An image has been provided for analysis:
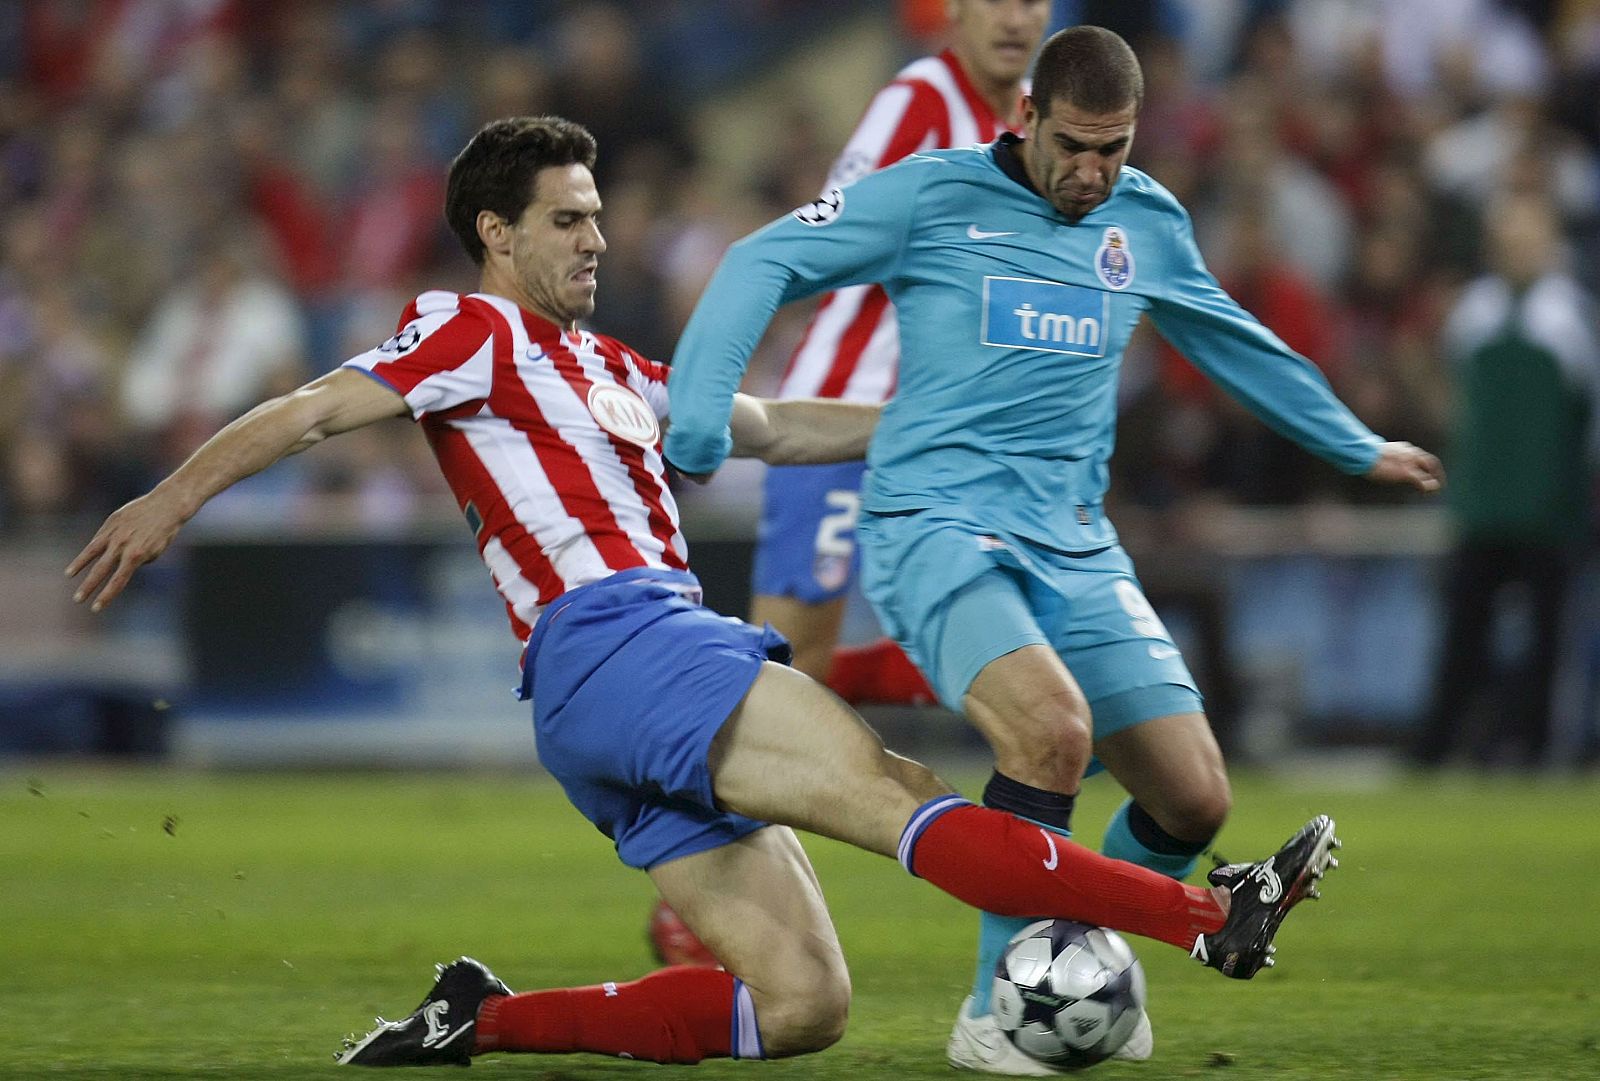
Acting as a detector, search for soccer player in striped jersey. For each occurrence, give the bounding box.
[753,0,1051,702]
[69,115,1337,1071]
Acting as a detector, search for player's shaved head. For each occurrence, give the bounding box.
[1031,25,1144,117]
[447,116,598,265]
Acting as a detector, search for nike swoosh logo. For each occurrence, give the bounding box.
[1148,644,1179,659]
[967,224,1018,240]
[1040,828,1059,870]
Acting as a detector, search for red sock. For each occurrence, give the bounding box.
[827,638,938,705]
[905,800,1225,951]
[474,966,747,1063]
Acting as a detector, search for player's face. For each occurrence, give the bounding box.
[511,163,606,326]
[1021,96,1137,221]
[948,0,1051,87]
[1488,194,1557,287]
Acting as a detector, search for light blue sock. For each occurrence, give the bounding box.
[967,822,1070,1015]
[970,911,1037,1014]
[970,802,1206,1015]
[1101,797,1201,880]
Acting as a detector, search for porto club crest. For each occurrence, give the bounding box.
[1094,226,1135,291]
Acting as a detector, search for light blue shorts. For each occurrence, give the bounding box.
[858,509,1202,741]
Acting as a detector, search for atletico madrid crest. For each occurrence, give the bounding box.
[812,554,850,593]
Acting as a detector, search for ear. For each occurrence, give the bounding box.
[476,210,513,260]
[1021,94,1040,131]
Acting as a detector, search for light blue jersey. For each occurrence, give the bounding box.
[666,138,1383,551]
[668,136,1381,1014]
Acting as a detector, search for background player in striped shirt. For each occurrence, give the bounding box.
[754,0,1052,703]
[644,0,1052,975]
[67,115,1334,1070]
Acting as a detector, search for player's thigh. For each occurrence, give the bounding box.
[748,592,846,682]
[861,517,1051,710]
[708,661,952,858]
[1041,543,1215,792]
[648,825,849,1053]
[1094,711,1231,840]
[857,510,1010,704]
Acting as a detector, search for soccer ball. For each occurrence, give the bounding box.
[992,919,1146,1069]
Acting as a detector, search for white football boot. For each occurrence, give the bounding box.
[946,995,1153,1073]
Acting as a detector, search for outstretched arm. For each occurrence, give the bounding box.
[727,393,880,465]
[67,368,407,611]
[1143,194,1438,484]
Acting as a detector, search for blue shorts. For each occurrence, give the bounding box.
[858,509,1202,741]
[520,568,791,870]
[751,461,869,603]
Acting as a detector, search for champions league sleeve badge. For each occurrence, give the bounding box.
[378,325,422,354]
[793,187,844,227]
[1094,226,1135,290]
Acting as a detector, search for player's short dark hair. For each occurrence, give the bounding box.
[445,116,598,265]
[1031,26,1144,117]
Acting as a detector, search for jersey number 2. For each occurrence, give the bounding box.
[814,489,862,558]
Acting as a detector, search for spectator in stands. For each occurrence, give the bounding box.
[121,228,307,471]
[472,45,553,128]
[1412,187,1600,769]
[546,2,694,191]
[340,102,447,294]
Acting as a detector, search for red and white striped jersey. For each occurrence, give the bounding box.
[344,290,688,642]
[777,48,1027,404]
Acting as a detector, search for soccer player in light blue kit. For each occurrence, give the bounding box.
[666,27,1442,1074]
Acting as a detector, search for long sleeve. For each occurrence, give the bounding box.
[1147,202,1383,475]
[664,161,927,474]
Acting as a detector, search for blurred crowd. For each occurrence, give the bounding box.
[0,0,846,533]
[1,0,1598,539]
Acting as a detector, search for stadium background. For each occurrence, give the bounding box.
[0,0,1597,771]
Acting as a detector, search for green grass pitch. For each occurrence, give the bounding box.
[4,764,1598,1080]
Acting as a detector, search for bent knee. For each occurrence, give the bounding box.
[995,701,1093,785]
[1158,780,1233,842]
[754,960,851,1057]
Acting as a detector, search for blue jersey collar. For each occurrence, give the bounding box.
[991,133,1041,199]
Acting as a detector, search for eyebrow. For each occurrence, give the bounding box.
[1055,133,1130,153]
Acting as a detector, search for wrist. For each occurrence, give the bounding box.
[152,477,206,524]
[663,426,732,475]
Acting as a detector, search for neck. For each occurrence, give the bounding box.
[982,81,1025,126]
[479,265,571,330]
